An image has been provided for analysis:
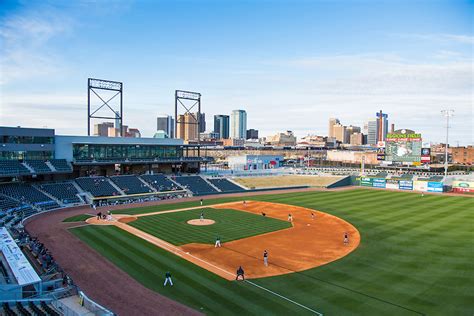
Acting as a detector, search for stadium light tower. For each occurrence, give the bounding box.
[441,109,454,181]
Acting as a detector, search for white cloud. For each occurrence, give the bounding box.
[0,7,72,84]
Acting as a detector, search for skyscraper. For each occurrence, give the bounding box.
[367,118,377,145]
[376,110,389,142]
[213,115,230,139]
[156,115,175,138]
[176,113,198,141]
[328,118,340,138]
[198,112,206,133]
[333,124,347,143]
[231,110,247,139]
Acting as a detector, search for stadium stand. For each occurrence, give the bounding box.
[140,174,182,192]
[24,160,52,173]
[208,178,245,193]
[38,183,82,204]
[110,175,154,195]
[0,160,30,176]
[174,176,218,195]
[75,177,121,197]
[48,159,72,172]
[0,184,59,211]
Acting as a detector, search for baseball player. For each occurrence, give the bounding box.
[106,210,112,221]
[311,212,315,220]
[200,198,203,206]
[263,250,268,266]
[215,235,221,248]
[288,213,293,222]
[200,211,204,222]
[343,232,349,245]
[164,271,173,286]
[236,266,245,280]
[243,200,246,206]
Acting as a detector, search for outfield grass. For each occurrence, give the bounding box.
[128,207,292,245]
[71,189,474,315]
[62,214,93,222]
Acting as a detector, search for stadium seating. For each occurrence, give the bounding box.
[110,175,154,195]
[75,177,121,197]
[174,176,218,195]
[208,178,245,193]
[140,174,183,192]
[0,160,30,176]
[48,159,72,172]
[38,183,82,204]
[0,184,59,211]
[24,160,52,173]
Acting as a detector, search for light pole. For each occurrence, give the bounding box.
[441,109,454,181]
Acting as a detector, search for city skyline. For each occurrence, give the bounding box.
[0,0,472,145]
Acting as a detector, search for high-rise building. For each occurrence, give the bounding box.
[350,132,364,145]
[94,122,114,137]
[176,113,198,141]
[376,110,389,142]
[345,125,361,144]
[198,112,206,133]
[328,118,340,138]
[246,129,259,140]
[231,110,247,139]
[333,124,347,143]
[213,115,230,139]
[367,118,377,145]
[156,115,175,138]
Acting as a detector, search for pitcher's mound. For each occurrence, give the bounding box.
[187,219,215,226]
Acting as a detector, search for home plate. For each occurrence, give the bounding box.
[307,224,310,226]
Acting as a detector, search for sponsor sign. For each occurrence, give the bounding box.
[377,148,386,161]
[372,178,386,188]
[386,179,399,189]
[421,148,431,163]
[386,133,422,141]
[413,180,428,192]
[427,182,443,193]
[360,177,373,187]
[452,181,474,193]
[385,133,422,163]
[399,180,414,190]
[0,227,41,286]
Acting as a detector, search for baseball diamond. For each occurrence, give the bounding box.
[25,188,474,315]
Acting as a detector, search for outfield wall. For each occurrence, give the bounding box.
[358,177,444,193]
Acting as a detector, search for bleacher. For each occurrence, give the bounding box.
[75,177,121,197]
[110,175,153,195]
[174,176,218,195]
[24,160,52,173]
[0,160,30,176]
[39,183,82,204]
[49,159,72,172]
[208,178,245,193]
[0,184,59,211]
[140,174,182,192]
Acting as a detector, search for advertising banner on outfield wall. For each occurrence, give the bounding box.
[399,180,414,190]
[452,181,474,193]
[413,181,428,192]
[386,179,399,189]
[372,178,386,188]
[427,182,443,192]
[360,177,373,187]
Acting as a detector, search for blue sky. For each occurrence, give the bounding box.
[0,0,472,144]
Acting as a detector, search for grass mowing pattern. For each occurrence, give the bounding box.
[62,214,93,222]
[71,189,474,315]
[128,207,292,245]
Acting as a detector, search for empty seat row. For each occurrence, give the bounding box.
[0,184,59,210]
[207,178,245,193]
[49,159,72,172]
[140,174,182,192]
[0,160,30,175]
[110,175,153,194]
[174,176,218,195]
[24,160,52,173]
[38,183,81,204]
[75,177,121,197]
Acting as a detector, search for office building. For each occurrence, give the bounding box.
[333,124,347,143]
[198,112,206,133]
[94,122,114,137]
[328,118,340,138]
[376,110,389,142]
[367,118,377,145]
[176,113,198,142]
[350,132,364,145]
[265,131,297,146]
[213,115,230,139]
[156,115,175,138]
[231,110,247,139]
[246,129,259,140]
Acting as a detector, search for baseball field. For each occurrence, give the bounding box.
[69,189,474,315]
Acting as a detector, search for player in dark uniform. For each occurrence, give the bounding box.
[236,266,245,280]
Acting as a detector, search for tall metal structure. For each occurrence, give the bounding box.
[441,109,454,181]
[87,78,123,136]
[174,90,201,142]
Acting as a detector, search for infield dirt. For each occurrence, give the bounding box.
[87,201,360,280]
